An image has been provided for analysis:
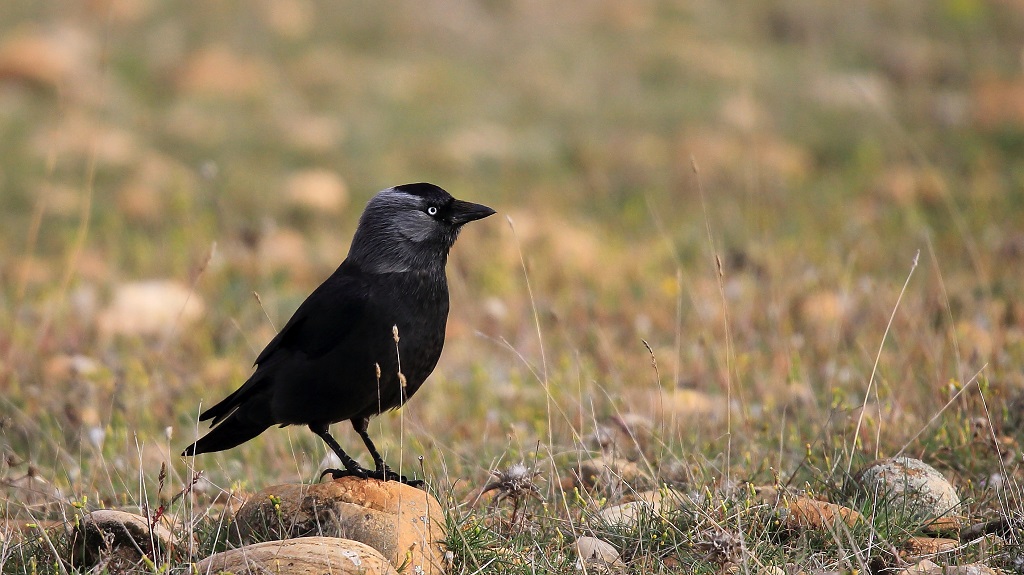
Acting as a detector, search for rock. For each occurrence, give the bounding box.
[585,414,655,460]
[43,354,101,382]
[646,388,726,423]
[900,559,1001,575]
[873,165,946,207]
[752,485,780,504]
[798,289,853,329]
[31,115,138,168]
[574,456,651,493]
[721,562,743,575]
[115,154,196,224]
[280,113,344,154]
[195,536,398,575]
[260,0,314,40]
[779,497,861,530]
[901,536,958,558]
[661,554,683,570]
[902,559,942,575]
[598,500,651,528]
[597,488,686,528]
[624,487,685,507]
[854,457,962,528]
[234,478,445,574]
[719,91,764,132]
[680,130,809,185]
[69,509,179,572]
[921,515,963,536]
[972,76,1024,130]
[97,280,205,338]
[0,25,94,89]
[256,225,314,281]
[574,536,625,572]
[952,565,1002,575]
[284,168,348,214]
[442,123,513,165]
[176,44,271,99]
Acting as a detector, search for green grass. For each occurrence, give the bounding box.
[2,0,1024,573]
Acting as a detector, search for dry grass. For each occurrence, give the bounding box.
[2,0,1024,573]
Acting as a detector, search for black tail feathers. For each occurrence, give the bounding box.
[181,410,270,457]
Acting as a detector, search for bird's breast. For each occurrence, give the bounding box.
[379,271,448,370]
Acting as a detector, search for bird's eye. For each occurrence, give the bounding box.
[426,206,439,216]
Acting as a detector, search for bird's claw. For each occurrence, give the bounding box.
[320,466,368,481]
[373,468,425,488]
[319,466,424,488]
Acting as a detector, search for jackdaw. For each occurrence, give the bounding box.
[182,183,495,486]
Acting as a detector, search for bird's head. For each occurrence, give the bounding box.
[348,183,496,273]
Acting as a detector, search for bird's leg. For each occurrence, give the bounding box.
[352,417,390,473]
[310,423,369,480]
[351,418,424,488]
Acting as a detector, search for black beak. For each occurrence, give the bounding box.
[450,199,496,225]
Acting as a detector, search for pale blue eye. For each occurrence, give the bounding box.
[427,206,439,216]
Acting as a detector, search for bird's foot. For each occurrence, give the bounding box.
[319,466,424,488]
[319,466,368,481]
[367,467,425,488]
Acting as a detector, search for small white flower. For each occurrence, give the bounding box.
[88,426,105,449]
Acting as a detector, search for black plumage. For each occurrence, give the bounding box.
[182,183,495,485]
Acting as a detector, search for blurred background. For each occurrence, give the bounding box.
[1,0,1023,505]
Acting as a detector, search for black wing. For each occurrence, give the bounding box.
[198,262,369,423]
[253,273,369,365]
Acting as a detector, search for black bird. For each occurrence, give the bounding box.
[182,183,495,486]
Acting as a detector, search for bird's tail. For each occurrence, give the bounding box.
[181,407,271,456]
